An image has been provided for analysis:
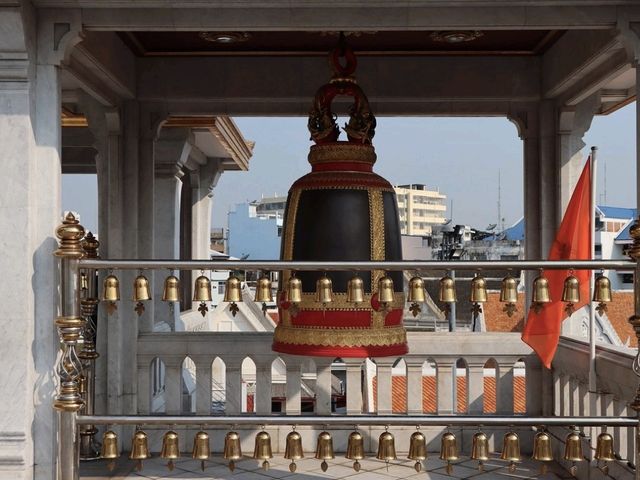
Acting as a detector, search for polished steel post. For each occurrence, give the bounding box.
[79,232,101,460]
[54,213,86,480]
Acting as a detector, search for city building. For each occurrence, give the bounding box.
[395,184,448,235]
[227,202,282,260]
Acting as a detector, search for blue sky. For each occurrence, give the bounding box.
[62,102,636,235]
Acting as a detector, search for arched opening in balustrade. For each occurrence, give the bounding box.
[211,357,226,414]
[331,357,345,413]
[365,358,377,413]
[456,358,469,413]
[483,358,498,414]
[271,356,286,413]
[241,356,257,413]
[422,358,437,413]
[181,356,196,413]
[392,358,407,414]
[302,358,316,413]
[514,357,526,414]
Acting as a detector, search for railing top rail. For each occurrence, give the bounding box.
[77,415,638,427]
[78,259,634,272]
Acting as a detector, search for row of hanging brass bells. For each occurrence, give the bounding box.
[285,274,400,306]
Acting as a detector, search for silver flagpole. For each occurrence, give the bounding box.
[589,146,598,392]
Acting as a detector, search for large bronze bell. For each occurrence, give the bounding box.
[223,275,242,303]
[440,431,458,474]
[347,275,365,304]
[500,275,518,303]
[564,429,584,476]
[593,275,612,303]
[223,431,242,471]
[286,275,302,304]
[408,430,427,472]
[102,275,120,302]
[408,277,426,303]
[100,430,119,472]
[315,431,334,472]
[284,430,304,472]
[162,275,180,302]
[255,275,273,303]
[160,430,180,471]
[346,431,365,471]
[595,431,615,474]
[471,431,489,470]
[253,431,273,471]
[532,429,553,474]
[273,40,407,358]
[501,431,520,472]
[192,431,210,471]
[439,276,457,303]
[129,429,150,471]
[133,274,151,301]
[562,275,580,304]
[470,275,487,303]
[376,430,397,464]
[193,275,212,302]
[377,275,395,305]
[316,274,334,304]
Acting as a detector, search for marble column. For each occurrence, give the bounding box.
[314,358,333,415]
[344,359,363,415]
[496,361,515,415]
[374,358,395,415]
[436,360,455,414]
[405,360,424,415]
[467,362,485,415]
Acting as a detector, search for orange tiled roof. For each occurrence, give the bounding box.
[604,292,636,347]
[483,292,525,332]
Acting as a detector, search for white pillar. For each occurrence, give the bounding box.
[496,361,515,415]
[224,358,243,415]
[436,360,455,414]
[405,360,424,415]
[467,362,485,415]
[192,356,212,415]
[285,358,302,415]
[374,358,395,415]
[254,359,273,415]
[344,359,363,415]
[314,358,333,415]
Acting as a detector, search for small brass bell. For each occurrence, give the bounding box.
[347,275,365,304]
[439,276,457,303]
[224,275,242,303]
[253,430,273,471]
[346,431,365,471]
[315,431,334,472]
[500,275,518,303]
[562,275,580,303]
[284,430,304,473]
[564,429,584,477]
[316,274,333,305]
[255,275,273,303]
[440,431,458,474]
[160,430,180,471]
[287,275,302,304]
[471,431,489,471]
[133,274,151,301]
[223,431,242,471]
[192,431,210,472]
[102,274,119,314]
[408,430,427,472]
[501,431,520,472]
[162,275,180,303]
[193,275,212,302]
[100,430,119,472]
[593,275,612,302]
[531,274,551,313]
[129,429,150,471]
[408,276,426,303]
[376,430,397,468]
[377,275,395,305]
[595,431,615,474]
[532,429,553,474]
[470,275,487,303]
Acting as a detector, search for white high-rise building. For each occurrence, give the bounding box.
[394,184,447,235]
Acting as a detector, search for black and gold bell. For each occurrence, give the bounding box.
[595,431,615,474]
[102,275,120,302]
[255,275,273,303]
[316,274,333,304]
[376,430,397,465]
[440,431,458,475]
[162,275,180,303]
[501,431,520,472]
[471,431,489,471]
[562,275,580,304]
[129,429,150,471]
[593,275,612,303]
[500,275,518,303]
[564,429,583,476]
[347,275,365,304]
[100,430,119,472]
[408,430,427,472]
[223,431,242,471]
[408,277,426,303]
[253,431,273,471]
[286,275,302,304]
[315,431,334,472]
[346,431,365,471]
[284,430,304,472]
[439,276,457,303]
[192,431,210,471]
[377,275,395,305]
[470,275,487,303]
[160,430,179,471]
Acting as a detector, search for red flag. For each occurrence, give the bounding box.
[522,158,591,368]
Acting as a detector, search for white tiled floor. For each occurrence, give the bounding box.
[81,454,576,479]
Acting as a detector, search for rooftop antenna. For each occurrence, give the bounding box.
[603,157,607,205]
[497,170,504,232]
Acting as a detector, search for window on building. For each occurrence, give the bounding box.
[218,281,226,294]
[622,273,634,284]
